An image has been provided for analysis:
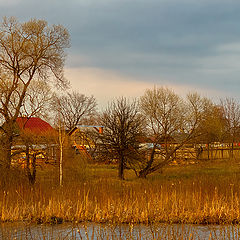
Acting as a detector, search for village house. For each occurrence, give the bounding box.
[11,117,58,167]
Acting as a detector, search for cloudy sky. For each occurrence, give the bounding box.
[1,0,240,108]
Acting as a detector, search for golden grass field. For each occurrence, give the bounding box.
[1,157,240,226]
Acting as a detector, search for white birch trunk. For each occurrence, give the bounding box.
[59,121,64,186]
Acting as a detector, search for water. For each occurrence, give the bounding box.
[1,222,240,239]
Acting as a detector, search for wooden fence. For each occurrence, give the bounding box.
[152,146,240,163]
[175,146,240,161]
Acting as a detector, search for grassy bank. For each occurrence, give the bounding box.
[1,158,240,225]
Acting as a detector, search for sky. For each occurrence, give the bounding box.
[1,0,240,108]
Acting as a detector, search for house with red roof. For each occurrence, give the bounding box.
[12,117,58,168]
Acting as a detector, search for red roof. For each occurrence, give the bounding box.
[16,117,54,135]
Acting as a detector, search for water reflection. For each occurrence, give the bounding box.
[1,222,240,239]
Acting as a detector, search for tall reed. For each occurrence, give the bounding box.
[1,166,240,225]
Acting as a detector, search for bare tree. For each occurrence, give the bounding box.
[0,17,70,168]
[221,98,240,157]
[138,88,207,178]
[51,90,97,186]
[52,91,97,130]
[99,97,144,180]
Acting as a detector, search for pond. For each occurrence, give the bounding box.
[1,222,240,239]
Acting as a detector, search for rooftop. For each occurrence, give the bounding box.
[16,117,55,135]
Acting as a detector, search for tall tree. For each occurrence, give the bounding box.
[52,90,97,185]
[221,98,240,157]
[138,88,206,178]
[0,17,70,168]
[99,97,144,180]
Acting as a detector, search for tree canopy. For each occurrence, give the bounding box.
[0,17,70,168]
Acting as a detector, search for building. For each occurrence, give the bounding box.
[12,117,57,167]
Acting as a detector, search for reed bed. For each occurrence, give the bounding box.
[1,161,240,225]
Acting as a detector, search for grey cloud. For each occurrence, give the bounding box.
[1,0,240,97]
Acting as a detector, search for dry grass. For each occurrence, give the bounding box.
[1,158,240,225]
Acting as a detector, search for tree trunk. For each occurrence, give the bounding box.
[59,143,63,186]
[58,121,64,187]
[138,146,156,178]
[1,121,15,169]
[30,154,37,185]
[138,169,148,178]
[207,144,210,160]
[118,154,124,180]
[26,145,31,182]
[2,136,13,169]
[26,145,36,185]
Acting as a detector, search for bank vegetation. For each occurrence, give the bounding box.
[1,158,240,225]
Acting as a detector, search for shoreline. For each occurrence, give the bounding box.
[1,160,240,226]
